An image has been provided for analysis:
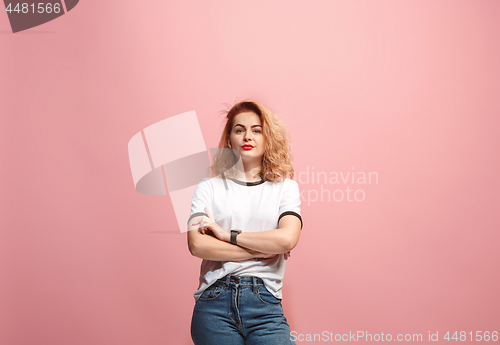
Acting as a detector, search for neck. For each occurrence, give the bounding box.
[234,163,263,182]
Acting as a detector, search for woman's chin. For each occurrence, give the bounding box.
[240,155,264,163]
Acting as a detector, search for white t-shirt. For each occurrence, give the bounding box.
[188,175,303,301]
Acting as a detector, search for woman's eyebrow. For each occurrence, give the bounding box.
[234,124,262,128]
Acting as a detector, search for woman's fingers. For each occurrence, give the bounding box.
[192,212,216,236]
[190,208,213,228]
[204,207,215,222]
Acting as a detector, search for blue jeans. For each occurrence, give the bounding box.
[191,275,296,345]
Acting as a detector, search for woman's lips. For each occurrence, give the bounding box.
[242,145,253,150]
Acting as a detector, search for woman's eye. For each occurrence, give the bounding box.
[235,129,261,133]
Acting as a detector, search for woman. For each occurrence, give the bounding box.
[187,100,303,345]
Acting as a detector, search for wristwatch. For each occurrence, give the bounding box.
[230,229,242,245]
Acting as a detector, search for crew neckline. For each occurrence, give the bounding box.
[228,177,266,186]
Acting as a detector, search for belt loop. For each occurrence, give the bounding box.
[252,277,258,293]
[225,275,230,289]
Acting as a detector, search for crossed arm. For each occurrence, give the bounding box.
[187,212,301,261]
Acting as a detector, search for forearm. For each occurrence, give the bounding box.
[188,230,261,261]
[235,228,294,254]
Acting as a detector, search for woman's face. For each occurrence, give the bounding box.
[228,111,266,164]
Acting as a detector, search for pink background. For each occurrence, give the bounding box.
[1,0,499,344]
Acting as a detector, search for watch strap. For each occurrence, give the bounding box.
[230,229,242,245]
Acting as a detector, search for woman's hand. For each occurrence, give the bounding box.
[191,207,230,243]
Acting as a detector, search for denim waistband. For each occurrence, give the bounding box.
[215,275,266,288]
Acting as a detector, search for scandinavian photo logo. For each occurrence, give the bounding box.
[298,166,379,206]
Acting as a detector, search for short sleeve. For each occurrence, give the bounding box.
[278,179,303,230]
[187,178,213,226]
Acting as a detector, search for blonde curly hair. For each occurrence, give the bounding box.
[208,100,295,182]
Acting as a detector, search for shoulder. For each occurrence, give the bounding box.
[282,177,299,191]
[192,177,215,195]
[264,177,299,194]
[194,177,211,188]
